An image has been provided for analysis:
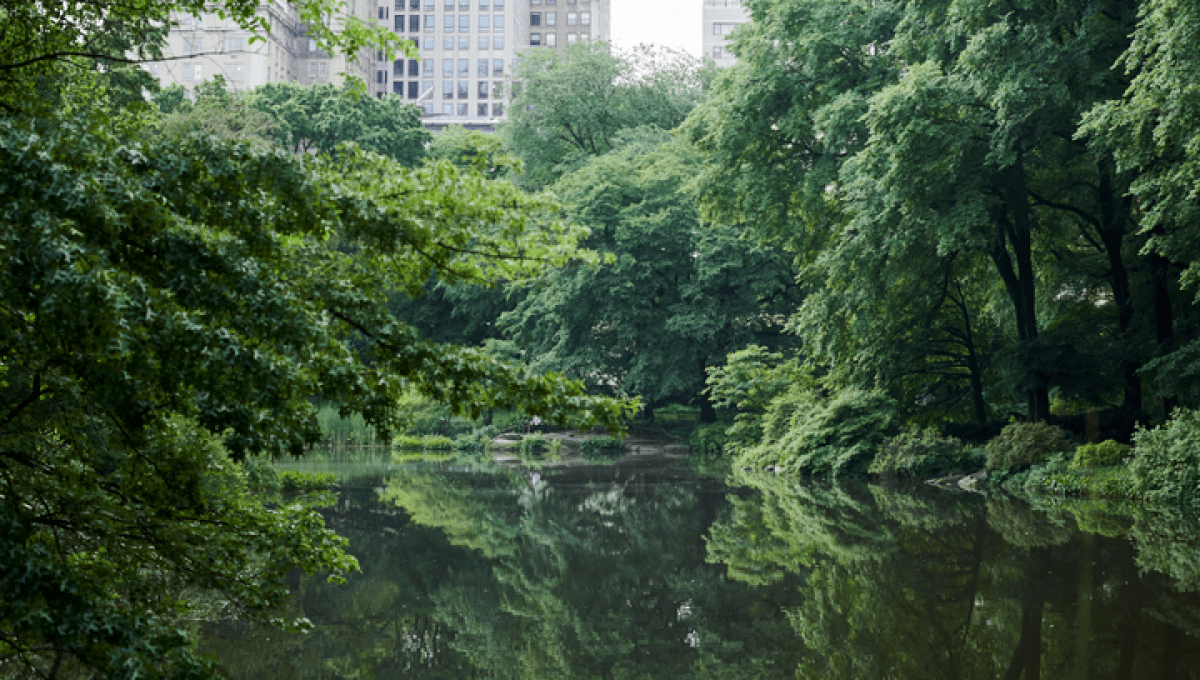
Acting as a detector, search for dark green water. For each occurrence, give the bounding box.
[201,456,1200,678]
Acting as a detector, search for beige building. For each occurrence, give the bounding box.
[144,1,376,96]
[702,0,747,65]
[373,0,610,127]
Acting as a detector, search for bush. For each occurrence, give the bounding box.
[241,455,280,493]
[580,436,624,459]
[689,422,733,456]
[1129,408,1200,506]
[736,388,899,476]
[453,426,499,452]
[869,429,980,479]
[519,433,559,457]
[392,434,456,450]
[984,422,1072,473]
[1070,440,1132,469]
[279,470,339,492]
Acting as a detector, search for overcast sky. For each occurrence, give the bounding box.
[609,0,703,57]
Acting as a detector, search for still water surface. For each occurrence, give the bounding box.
[201,454,1200,678]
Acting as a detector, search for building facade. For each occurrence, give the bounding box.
[374,0,610,127]
[701,0,747,65]
[143,1,610,129]
[145,1,375,96]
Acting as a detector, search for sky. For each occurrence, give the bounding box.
[609,0,702,57]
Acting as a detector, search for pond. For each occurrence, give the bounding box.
[199,452,1200,678]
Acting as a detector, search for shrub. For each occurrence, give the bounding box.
[689,422,732,456]
[453,426,499,452]
[241,455,280,492]
[1070,440,1132,469]
[737,388,899,476]
[869,429,979,479]
[392,434,456,450]
[580,436,624,458]
[279,470,339,492]
[984,422,1072,473]
[519,433,549,456]
[1129,408,1200,506]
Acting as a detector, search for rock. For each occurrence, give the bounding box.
[957,470,988,492]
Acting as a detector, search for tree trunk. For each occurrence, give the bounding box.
[1097,171,1141,412]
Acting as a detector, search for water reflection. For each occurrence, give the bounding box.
[199,460,1200,678]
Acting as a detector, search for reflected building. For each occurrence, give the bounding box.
[702,0,748,65]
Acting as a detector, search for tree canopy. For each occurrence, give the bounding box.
[0,3,632,676]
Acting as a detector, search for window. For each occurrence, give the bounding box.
[712,46,724,59]
[530,33,540,45]
[479,14,489,30]
[377,50,386,62]
[713,22,737,35]
[394,81,404,94]
[492,103,503,116]
[443,36,454,49]
[183,36,202,53]
[423,59,433,76]
[308,62,318,78]
[408,81,419,98]
[178,14,196,29]
[424,0,434,8]
[458,15,469,31]
[423,81,433,97]
[547,12,556,25]
[531,0,540,4]
[478,103,488,116]
[493,80,502,97]
[409,59,419,76]
[409,15,420,30]
[475,59,486,76]
[459,0,469,8]
[567,12,576,25]
[457,81,468,98]
[181,62,195,80]
[530,13,540,26]
[376,69,386,84]
[581,11,589,24]
[147,64,161,78]
[494,14,504,31]
[457,103,468,116]
[443,0,453,8]
[224,37,243,52]
[443,103,453,115]
[442,58,453,77]
[492,58,503,75]
[309,37,317,51]
[378,7,388,19]
[424,102,434,114]
[459,36,469,49]
[443,81,454,99]
[479,0,489,9]
[444,15,454,31]
[494,0,504,8]
[546,32,556,46]
[423,36,434,48]
[567,0,575,4]
[394,59,405,77]
[319,62,327,78]
[395,15,404,30]
[424,15,435,31]
[566,32,577,43]
[479,36,490,49]
[546,0,555,4]
[458,58,469,76]
[494,36,504,49]
[477,80,489,97]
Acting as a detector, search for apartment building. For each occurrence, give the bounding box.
[144,1,375,96]
[702,0,747,65]
[374,0,610,127]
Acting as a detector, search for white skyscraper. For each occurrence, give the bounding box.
[702,0,747,65]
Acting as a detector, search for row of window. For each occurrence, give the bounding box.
[376,77,503,100]
[530,32,582,46]
[712,22,741,35]
[411,102,504,118]
[381,58,505,78]
[530,12,590,26]
[386,0,587,10]
[172,62,257,81]
[182,36,248,53]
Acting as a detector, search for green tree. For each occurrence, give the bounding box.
[153,77,280,144]
[501,41,712,187]
[501,132,797,420]
[247,79,431,165]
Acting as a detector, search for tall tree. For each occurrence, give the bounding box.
[501,41,713,187]
[501,132,797,420]
[247,80,430,166]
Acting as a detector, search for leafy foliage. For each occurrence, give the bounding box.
[984,422,1073,473]
[580,436,624,458]
[737,389,900,476]
[1129,408,1200,506]
[279,470,340,492]
[869,430,981,480]
[1070,440,1133,469]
